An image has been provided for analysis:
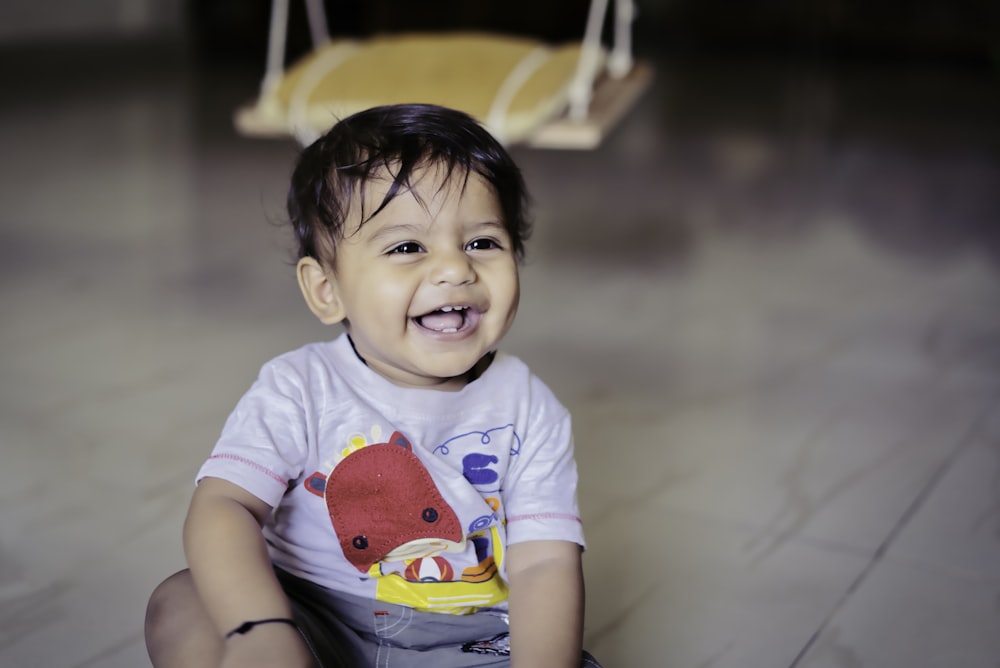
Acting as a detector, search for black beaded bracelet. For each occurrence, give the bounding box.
[225,617,298,639]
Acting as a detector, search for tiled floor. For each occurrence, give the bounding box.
[2,39,1000,668]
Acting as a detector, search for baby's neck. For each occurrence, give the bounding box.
[346,335,495,391]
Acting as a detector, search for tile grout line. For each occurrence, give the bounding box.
[786,390,1000,668]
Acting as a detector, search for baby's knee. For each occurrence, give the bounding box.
[145,569,227,666]
[147,571,194,623]
[145,570,199,655]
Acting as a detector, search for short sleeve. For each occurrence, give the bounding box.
[502,380,585,548]
[197,357,315,508]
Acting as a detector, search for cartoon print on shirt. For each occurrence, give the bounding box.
[371,524,508,614]
[432,424,520,533]
[303,424,522,614]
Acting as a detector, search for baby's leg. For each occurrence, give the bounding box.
[145,570,224,668]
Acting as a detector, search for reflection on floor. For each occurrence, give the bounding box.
[1,41,999,668]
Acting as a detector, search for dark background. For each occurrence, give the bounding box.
[187,0,1000,69]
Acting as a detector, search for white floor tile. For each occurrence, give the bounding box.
[583,502,869,668]
[796,558,1000,668]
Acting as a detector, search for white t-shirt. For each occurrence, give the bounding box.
[198,333,584,615]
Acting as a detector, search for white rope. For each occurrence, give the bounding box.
[303,0,331,47]
[260,0,290,98]
[485,46,552,143]
[568,0,609,120]
[608,0,635,78]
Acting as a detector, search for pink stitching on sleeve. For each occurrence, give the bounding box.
[507,512,582,524]
[207,453,288,486]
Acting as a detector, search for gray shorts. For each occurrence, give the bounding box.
[276,568,602,668]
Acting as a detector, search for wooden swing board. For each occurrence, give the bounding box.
[526,60,653,150]
[233,33,589,145]
[233,47,653,150]
[235,102,298,139]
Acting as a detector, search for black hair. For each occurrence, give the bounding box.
[287,104,532,266]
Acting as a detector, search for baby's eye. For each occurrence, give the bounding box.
[388,242,424,255]
[466,238,502,251]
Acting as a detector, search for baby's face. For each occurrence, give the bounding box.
[330,164,519,390]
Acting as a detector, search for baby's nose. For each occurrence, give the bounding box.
[430,249,475,285]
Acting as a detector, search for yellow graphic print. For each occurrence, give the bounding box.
[371,525,508,614]
[342,425,383,460]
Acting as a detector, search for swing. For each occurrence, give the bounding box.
[233,0,652,148]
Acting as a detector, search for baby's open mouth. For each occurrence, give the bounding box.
[414,305,477,333]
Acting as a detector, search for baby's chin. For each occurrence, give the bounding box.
[418,347,497,377]
[393,356,494,390]
[370,364,472,391]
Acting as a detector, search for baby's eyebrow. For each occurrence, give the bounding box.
[468,220,507,233]
[367,220,506,241]
[366,222,424,242]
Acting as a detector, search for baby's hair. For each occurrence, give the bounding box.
[287,104,532,267]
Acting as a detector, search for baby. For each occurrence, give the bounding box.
[145,103,600,668]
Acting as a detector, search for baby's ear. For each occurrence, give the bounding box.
[297,257,346,325]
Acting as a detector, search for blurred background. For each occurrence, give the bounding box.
[1,1,999,667]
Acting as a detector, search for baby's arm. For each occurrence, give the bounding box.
[506,540,585,668]
[184,477,313,668]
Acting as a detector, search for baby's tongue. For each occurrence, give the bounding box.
[419,310,463,331]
